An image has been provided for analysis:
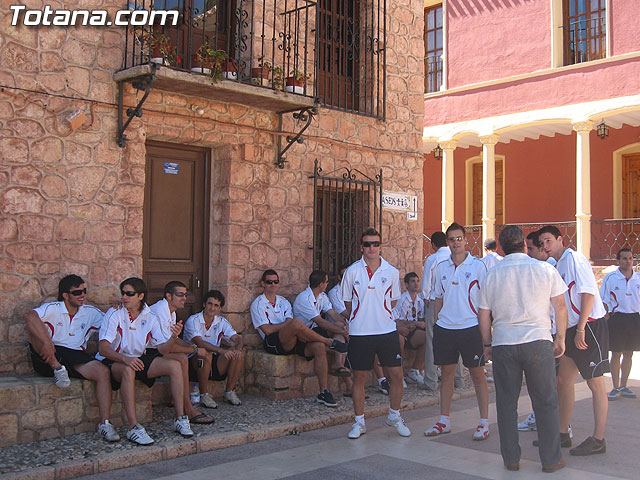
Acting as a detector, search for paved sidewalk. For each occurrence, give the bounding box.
[0,379,483,480]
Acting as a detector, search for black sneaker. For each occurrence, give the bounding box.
[329,339,348,353]
[317,389,337,407]
[533,432,572,448]
[570,436,606,456]
[378,379,390,395]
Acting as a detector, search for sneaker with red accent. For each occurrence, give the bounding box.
[473,423,490,441]
[424,422,451,436]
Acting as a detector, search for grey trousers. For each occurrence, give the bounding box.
[423,301,464,390]
[492,340,562,467]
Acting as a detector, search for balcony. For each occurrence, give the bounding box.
[563,15,606,66]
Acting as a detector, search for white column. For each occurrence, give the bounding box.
[573,121,593,259]
[479,134,499,252]
[440,140,458,232]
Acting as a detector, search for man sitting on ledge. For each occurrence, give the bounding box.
[250,269,348,407]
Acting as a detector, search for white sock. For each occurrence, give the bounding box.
[439,415,451,426]
[410,368,419,374]
[479,418,489,427]
[378,377,386,385]
[355,414,365,426]
[388,408,400,419]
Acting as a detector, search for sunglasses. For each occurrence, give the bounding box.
[68,288,87,296]
[362,241,381,247]
[173,292,188,297]
[121,290,138,297]
[264,280,279,285]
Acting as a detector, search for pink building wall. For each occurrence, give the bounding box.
[610,0,640,56]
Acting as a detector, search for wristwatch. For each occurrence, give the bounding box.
[483,344,492,347]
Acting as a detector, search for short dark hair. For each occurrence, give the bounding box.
[538,225,562,239]
[261,269,279,282]
[120,277,147,312]
[617,248,632,260]
[309,270,328,289]
[361,227,381,243]
[431,231,447,248]
[526,230,541,248]
[484,238,497,251]
[58,274,85,301]
[404,272,419,284]
[499,226,525,255]
[445,222,465,238]
[203,289,225,308]
[164,280,186,299]
[338,262,351,274]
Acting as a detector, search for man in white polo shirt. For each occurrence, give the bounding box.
[26,274,119,442]
[539,225,609,456]
[482,238,503,270]
[394,272,427,385]
[425,222,490,441]
[478,226,568,473]
[341,227,409,439]
[251,269,348,408]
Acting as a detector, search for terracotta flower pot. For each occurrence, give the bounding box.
[285,76,304,94]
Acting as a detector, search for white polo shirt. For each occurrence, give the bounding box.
[96,305,164,359]
[421,246,451,300]
[482,251,503,270]
[250,294,293,339]
[556,248,607,328]
[184,312,237,347]
[293,286,333,328]
[393,291,425,322]
[600,268,640,314]
[148,298,176,348]
[327,283,346,315]
[33,302,103,351]
[340,256,401,336]
[433,252,487,330]
[478,253,567,346]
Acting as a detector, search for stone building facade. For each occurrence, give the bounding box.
[0,0,425,384]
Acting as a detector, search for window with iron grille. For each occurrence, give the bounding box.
[424,4,443,93]
[316,0,387,119]
[563,0,606,65]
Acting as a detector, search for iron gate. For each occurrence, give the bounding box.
[311,159,383,282]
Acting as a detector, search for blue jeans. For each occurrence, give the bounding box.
[492,340,562,467]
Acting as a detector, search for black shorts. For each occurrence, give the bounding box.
[564,317,610,379]
[433,324,485,368]
[608,312,640,352]
[263,332,313,360]
[101,349,162,390]
[346,331,402,371]
[189,353,228,382]
[312,326,330,338]
[29,343,95,379]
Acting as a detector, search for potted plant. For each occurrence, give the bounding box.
[251,58,272,86]
[223,59,239,80]
[146,31,177,66]
[285,68,310,94]
[193,39,228,82]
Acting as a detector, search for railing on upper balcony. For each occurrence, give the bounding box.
[424,54,442,93]
[591,218,640,261]
[563,15,606,66]
[123,0,317,97]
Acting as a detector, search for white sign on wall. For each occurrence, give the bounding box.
[382,191,418,221]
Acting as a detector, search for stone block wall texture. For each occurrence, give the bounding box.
[0,0,425,374]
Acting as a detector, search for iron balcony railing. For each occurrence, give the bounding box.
[563,15,606,65]
[122,0,387,118]
[591,218,640,261]
[424,54,442,93]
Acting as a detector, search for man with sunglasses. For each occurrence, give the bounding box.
[251,269,348,407]
[26,274,120,442]
[341,228,410,439]
[148,281,214,425]
[425,222,490,441]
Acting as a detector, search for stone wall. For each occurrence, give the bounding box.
[0,0,425,372]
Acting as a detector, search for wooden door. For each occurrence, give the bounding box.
[622,154,640,255]
[472,160,503,225]
[144,142,209,321]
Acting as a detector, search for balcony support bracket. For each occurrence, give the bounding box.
[275,99,320,169]
[116,70,156,148]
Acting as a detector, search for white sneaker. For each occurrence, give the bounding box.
[348,422,366,439]
[402,378,408,388]
[126,424,154,445]
[424,422,451,436]
[174,415,194,437]
[54,365,71,388]
[200,393,218,409]
[98,420,120,442]
[472,423,490,441]
[223,390,242,406]
[386,416,411,437]
[568,424,573,439]
[405,369,424,384]
[517,412,536,431]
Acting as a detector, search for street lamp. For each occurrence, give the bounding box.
[596,120,609,139]
[433,144,443,160]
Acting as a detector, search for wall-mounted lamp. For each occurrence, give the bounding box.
[191,104,205,116]
[596,120,609,139]
[433,144,443,160]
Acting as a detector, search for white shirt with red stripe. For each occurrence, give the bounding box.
[250,294,293,339]
[33,302,103,351]
[147,298,176,347]
[556,248,606,328]
[393,291,425,321]
[96,305,164,359]
[183,312,237,347]
[327,283,346,315]
[433,252,487,330]
[340,256,401,336]
[600,268,640,314]
[293,286,333,328]
[421,246,451,300]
